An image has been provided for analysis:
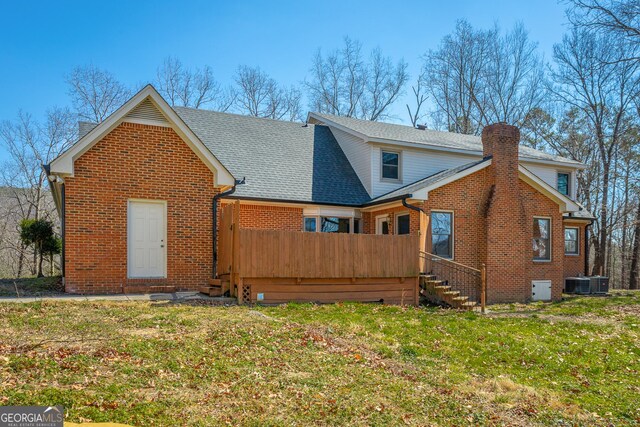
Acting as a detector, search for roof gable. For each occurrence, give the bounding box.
[518,165,580,212]
[369,158,492,203]
[367,159,580,213]
[48,85,235,187]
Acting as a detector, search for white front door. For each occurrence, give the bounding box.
[128,200,166,278]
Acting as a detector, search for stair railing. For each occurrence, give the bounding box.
[419,251,486,313]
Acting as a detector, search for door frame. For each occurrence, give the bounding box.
[127,199,168,279]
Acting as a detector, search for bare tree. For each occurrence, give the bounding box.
[422,21,546,134]
[422,21,493,134]
[551,28,640,275]
[155,57,234,111]
[306,37,408,121]
[66,65,131,123]
[406,67,429,127]
[234,66,303,121]
[481,23,547,125]
[629,200,640,289]
[567,0,640,49]
[0,108,75,276]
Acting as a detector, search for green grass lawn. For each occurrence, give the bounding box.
[0,292,638,426]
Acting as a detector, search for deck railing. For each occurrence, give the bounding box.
[419,251,486,312]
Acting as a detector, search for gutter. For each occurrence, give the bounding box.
[212,177,245,278]
[401,195,425,215]
[43,164,65,279]
[223,194,367,208]
[222,193,423,209]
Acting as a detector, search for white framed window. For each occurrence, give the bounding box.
[376,215,390,235]
[303,215,354,233]
[320,217,350,233]
[396,212,410,235]
[533,217,552,261]
[381,150,401,181]
[557,172,571,197]
[431,210,453,259]
[564,227,579,255]
[303,217,317,232]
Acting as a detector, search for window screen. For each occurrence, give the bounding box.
[431,211,453,258]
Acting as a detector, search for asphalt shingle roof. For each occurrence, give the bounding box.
[310,113,583,167]
[174,108,371,206]
[369,158,491,203]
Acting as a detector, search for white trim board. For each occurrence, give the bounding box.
[49,85,235,187]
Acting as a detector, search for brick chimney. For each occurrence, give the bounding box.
[482,123,528,303]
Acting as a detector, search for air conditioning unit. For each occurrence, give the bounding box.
[589,276,609,294]
[564,277,590,294]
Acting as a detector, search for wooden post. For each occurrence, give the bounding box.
[237,277,244,304]
[419,211,428,273]
[481,263,486,314]
[230,200,241,299]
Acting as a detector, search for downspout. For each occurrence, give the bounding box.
[584,222,591,276]
[402,196,425,215]
[61,183,65,279]
[212,177,245,278]
[43,164,65,280]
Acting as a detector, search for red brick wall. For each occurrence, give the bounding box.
[64,122,221,294]
[420,168,492,271]
[363,160,565,302]
[361,206,420,235]
[228,203,303,231]
[521,181,564,301]
[563,221,587,278]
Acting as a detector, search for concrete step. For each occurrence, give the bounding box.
[199,286,224,297]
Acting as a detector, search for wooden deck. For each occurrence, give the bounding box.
[215,201,420,305]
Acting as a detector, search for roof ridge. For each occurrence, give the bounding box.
[311,111,480,139]
[174,106,309,127]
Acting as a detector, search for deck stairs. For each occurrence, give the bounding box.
[198,274,231,297]
[419,273,478,310]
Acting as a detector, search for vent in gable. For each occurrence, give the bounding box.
[124,97,170,126]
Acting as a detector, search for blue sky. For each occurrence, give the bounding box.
[0,0,568,151]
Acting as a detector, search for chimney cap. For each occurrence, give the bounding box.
[481,122,520,139]
[416,124,427,130]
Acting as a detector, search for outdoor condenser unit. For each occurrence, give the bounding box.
[564,277,591,294]
[589,276,609,294]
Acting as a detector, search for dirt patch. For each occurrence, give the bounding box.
[611,304,640,317]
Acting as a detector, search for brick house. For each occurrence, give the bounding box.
[46,85,593,304]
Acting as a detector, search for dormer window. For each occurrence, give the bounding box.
[381,150,400,181]
[557,172,570,196]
